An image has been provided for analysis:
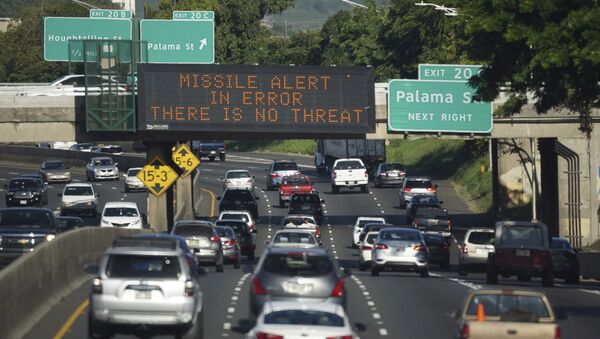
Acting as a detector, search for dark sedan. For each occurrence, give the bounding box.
[4,178,46,207]
[406,194,442,224]
[550,237,580,284]
[288,192,324,225]
[215,219,257,261]
[424,233,449,268]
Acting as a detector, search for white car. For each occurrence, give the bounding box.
[123,167,145,192]
[358,231,380,271]
[459,228,495,275]
[221,170,255,192]
[100,201,143,229]
[353,216,386,247]
[267,229,320,248]
[59,183,98,217]
[246,301,356,339]
[218,210,255,231]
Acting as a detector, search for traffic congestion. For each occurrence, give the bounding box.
[1,146,598,339]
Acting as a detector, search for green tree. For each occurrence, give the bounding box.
[461,0,600,135]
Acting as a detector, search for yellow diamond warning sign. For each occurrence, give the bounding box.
[137,157,179,197]
[172,144,200,177]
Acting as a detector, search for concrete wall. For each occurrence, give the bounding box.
[0,228,146,339]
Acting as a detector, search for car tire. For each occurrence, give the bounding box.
[279,198,284,208]
[358,261,366,271]
[542,269,554,287]
[332,185,339,194]
[371,265,380,276]
[248,251,255,261]
[565,271,580,284]
[220,155,226,161]
[420,268,429,278]
[124,186,129,193]
[209,157,215,162]
[216,263,224,273]
[458,264,468,276]
[176,311,203,339]
[234,259,241,269]
[88,312,112,339]
[486,265,498,285]
[361,185,369,193]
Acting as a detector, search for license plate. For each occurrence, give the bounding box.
[427,219,438,225]
[476,248,488,254]
[388,172,398,177]
[395,246,405,253]
[210,151,216,154]
[19,200,27,205]
[199,249,214,255]
[282,281,313,295]
[516,249,530,257]
[135,291,151,299]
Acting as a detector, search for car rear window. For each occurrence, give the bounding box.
[415,208,448,219]
[358,219,384,227]
[64,186,93,196]
[44,161,67,170]
[264,310,344,327]
[221,213,249,222]
[380,230,421,242]
[412,195,439,205]
[424,235,446,245]
[273,232,316,244]
[214,226,235,238]
[173,225,214,237]
[501,226,544,247]
[406,180,433,188]
[216,221,248,233]
[282,176,310,186]
[290,194,320,204]
[334,160,363,169]
[364,224,392,233]
[263,253,333,276]
[105,255,181,279]
[381,163,404,171]
[466,294,549,318]
[468,232,494,245]
[273,162,298,171]
[227,171,250,179]
[223,190,254,201]
[127,169,141,176]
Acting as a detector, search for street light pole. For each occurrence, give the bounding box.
[414,1,458,16]
[71,0,98,10]
[340,0,368,9]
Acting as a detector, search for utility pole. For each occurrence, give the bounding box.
[284,19,288,39]
[531,138,538,221]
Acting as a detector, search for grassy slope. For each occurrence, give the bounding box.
[228,140,316,155]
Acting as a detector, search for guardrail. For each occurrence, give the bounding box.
[0,227,147,339]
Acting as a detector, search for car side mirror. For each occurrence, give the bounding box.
[83,263,99,275]
[95,193,99,197]
[57,193,62,197]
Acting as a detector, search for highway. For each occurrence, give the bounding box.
[1,152,598,338]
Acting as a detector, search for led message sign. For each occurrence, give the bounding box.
[137,64,375,134]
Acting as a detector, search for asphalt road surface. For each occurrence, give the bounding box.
[1,152,598,339]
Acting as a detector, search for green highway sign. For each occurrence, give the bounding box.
[90,9,132,19]
[140,20,214,63]
[44,17,132,62]
[418,64,482,82]
[388,79,493,133]
[173,11,215,21]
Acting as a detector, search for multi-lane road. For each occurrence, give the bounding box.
[1,152,599,338]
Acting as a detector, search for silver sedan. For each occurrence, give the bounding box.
[371,227,430,277]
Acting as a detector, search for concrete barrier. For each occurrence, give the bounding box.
[578,252,600,280]
[0,227,146,339]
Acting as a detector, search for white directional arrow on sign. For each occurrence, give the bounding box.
[199,38,207,50]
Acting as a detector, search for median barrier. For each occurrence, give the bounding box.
[578,252,600,280]
[0,227,147,339]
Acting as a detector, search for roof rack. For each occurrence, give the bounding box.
[111,236,177,250]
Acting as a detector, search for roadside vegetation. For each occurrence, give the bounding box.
[228,140,316,155]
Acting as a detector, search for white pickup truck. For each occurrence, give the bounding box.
[330,158,369,194]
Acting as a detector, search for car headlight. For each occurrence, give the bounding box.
[46,234,56,242]
[33,191,40,195]
[94,168,100,173]
[101,218,110,225]
[131,219,141,225]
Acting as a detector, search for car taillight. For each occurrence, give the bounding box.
[426,187,436,192]
[327,336,353,339]
[554,326,561,339]
[184,280,194,296]
[364,170,368,177]
[383,172,388,177]
[333,172,337,179]
[412,244,426,252]
[251,275,268,295]
[247,179,254,183]
[210,236,221,243]
[462,243,468,254]
[448,219,452,232]
[226,239,238,246]
[402,187,412,192]
[92,278,102,294]
[531,252,545,266]
[375,243,388,250]
[316,227,320,238]
[256,333,283,339]
[270,173,279,178]
[461,323,469,338]
[330,278,344,297]
[362,245,373,250]
[249,224,254,231]
[225,180,230,184]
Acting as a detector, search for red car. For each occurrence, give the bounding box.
[278,175,313,207]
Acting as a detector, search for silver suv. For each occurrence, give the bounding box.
[371,227,430,277]
[266,160,300,190]
[399,176,437,209]
[171,220,224,272]
[86,237,203,338]
[86,157,119,181]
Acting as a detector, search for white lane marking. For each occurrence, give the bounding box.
[72,179,80,182]
[580,289,600,296]
[221,333,229,337]
[8,172,19,175]
[248,166,259,169]
[123,194,127,197]
[431,273,482,290]
[94,183,101,186]
[373,313,381,319]
[351,275,388,337]
[367,301,375,306]
[203,168,214,172]
[381,210,385,214]
[223,323,231,330]
[120,198,124,201]
[111,187,117,190]
[231,295,238,301]
[0,178,5,181]
[379,328,389,336]
[324,210,328,214]
[234,287,241,292]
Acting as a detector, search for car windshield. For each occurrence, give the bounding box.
[216,221,248,233]
[358,219,384,227]
[380,230,421,242]
[406,180,433,188]
[501,226,544,247]
[127,169,140,176]
[468,232,495,245]
[93,159,113,166]
[105,255,181,279]
[282,176,309,186]
[223,190,253,201]
[103,207,138,217]
[57,218,84,229]
[173,224,213,237]
[412,195,439,205]
[364,224,391,233]
[466,294,549,318]
[550,239,571,249]
[226,171,250,179]
[291,194,320,204]
[415,208,448,219]
[64,186,93,196]
[214,226,235,238]
[273,232,316,244]
[334,160,363,169]
[0,210,54,229]
[264,310,344,327]
[44,161,67,170]
[381,163,404,171]
[221,214,249,223]
[273,162,298,171]
[263,253,333,277]
[424,235,445,245]
[9,179,39,189]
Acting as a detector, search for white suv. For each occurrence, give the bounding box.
[59,183,98,217]
[459,228,495,275]
[352,216,386,247]
[100,201,143,229]
[86,237,203,338]
[218,210,255,231]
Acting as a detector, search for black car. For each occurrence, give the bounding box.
[215,219,257,260]
[4,178,46,207]
[424,233,449,268]
[287,192,324,225]
[406,194,442,224]
[55,216,85,231]
[358,223,395,243]
[17,174,48,205]
[550,237,580,284]
[218,188,259,220]
[0,208,65,267]
[412,207,451,234]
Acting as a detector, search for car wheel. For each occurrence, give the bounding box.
[370,265,380,276]
[541,269,554,287]
[220,155,226,161]
[358,261,366,271]
[332,185,339,194]
[361,185,369,193]
[420,268,429,278]
[124,186,129,193]
[486,265,498,284]
[279,198,284,208]
[88,312,112,339]
[458,264,468,276]
[234,259,241,269]
[216,263,224,273]
[209,157,215,162]
[176,311,203,339]
[248,251,255,261]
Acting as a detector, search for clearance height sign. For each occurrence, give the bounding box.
[137,64,375,134]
